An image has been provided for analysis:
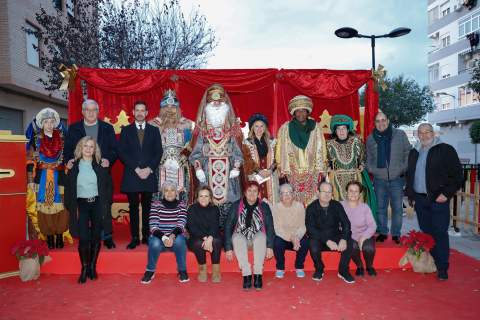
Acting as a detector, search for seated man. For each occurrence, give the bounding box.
[306,181,354,284]
[272,183,309,278]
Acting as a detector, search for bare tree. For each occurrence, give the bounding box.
[30,0,217,92]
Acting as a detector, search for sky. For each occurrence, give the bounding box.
[178,0,428,85]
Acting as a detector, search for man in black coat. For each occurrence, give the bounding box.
[406,123,463,281]
[64,99,118,249]
[118,101,163,249]
[306,181,354,284]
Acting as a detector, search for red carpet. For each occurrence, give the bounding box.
[42,223,410,274]
[1,250,479,320]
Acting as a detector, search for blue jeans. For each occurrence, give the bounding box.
[146,234,187,272]
[414,194,450,272]
[374,177,405,237]
[273,235,309,270]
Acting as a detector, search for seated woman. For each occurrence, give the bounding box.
[272,183,309,279]
[224,181,274,291]
[140,181,189,284]
[341,181,377,276]
[64,136,112,284]
[186,186,223,283]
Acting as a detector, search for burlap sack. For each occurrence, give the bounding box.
[18,255,52,282]
[399,250,437,273]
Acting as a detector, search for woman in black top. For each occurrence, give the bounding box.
[64,136,112,284]
[186,186,222,283]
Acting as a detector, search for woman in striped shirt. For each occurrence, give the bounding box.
[140,181,188,284]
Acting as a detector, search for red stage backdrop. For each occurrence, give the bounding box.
[67,68,378,201]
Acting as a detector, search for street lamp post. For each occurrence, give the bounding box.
[334,27,411,70]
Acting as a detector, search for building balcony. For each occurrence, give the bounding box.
[428,102,480,124]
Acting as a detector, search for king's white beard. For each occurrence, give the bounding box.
[205,102,230,128]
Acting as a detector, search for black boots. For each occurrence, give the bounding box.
[253,274,263,290]
[55,234,64,249]
[89,242,101,280]
[242,275,252,290]
[78,245,90,284]
[126,237,140,249]
[104,238,116,249]
[47,235,55,249]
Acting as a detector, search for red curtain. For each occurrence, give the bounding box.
[68,68,378,138]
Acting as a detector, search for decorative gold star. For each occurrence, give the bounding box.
[318,109,332,134]
[104,110,130,134]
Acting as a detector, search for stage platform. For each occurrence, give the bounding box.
[42,222,410,274]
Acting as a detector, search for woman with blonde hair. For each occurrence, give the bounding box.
[64,136,112,284]
[242,113,279,204]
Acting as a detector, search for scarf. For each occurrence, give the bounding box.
[373,124,392,169]
[253,137,268,159]
[39,129,63,159]
[288,118,316,150]
[161,198,179,209]
[237,198,263,240]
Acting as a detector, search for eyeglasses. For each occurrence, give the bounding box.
[280,192,292,195]
[319,190,332,194]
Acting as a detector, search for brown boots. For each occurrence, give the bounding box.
[211,264,221,283]
[197,264,221,282]
[197,264,207,282]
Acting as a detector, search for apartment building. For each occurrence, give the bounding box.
[0,0,75,134]
[427,0,480,163]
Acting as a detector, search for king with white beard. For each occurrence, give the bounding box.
[189,84,244,228]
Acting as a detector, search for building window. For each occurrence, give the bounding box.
[428,6,439,25]
[441,102,451,110]
[25,22,40,67]
[66,0,75,17]
[441,1,450,17]
[429,64,439,82]
[441,34,451,48]
[458,86,480,106]
[459,10,480,38]
[52,0,62,10]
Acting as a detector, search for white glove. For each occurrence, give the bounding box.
[195,169,207,183]
[229,168,240,179]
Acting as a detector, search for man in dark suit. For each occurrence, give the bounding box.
[119,101,163,249]
[64,99,118,249]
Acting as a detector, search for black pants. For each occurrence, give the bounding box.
[309,237,353,274]
[77,198,102,248]
[414,193,450,272]
[273,235,309,270]
[351,236,376,269]
[126,192,152,240]
[188,237,222,264]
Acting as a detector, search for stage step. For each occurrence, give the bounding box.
[42,224,409,274]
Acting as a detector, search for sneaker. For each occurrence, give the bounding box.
[312,270,324,281]
[338,272,355,284]
[275,270,285,279]
[366,267,377,277]
[437,270,448,281]
[392,236,400,244]
[355,267,365,276]
[141,271,155,284]
[295,269,306,278]
[178,271,190,283]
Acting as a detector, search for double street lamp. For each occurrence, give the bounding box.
[334,27,411,70]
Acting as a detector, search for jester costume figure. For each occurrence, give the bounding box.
[189,84,244,228]
[26,108,68,249]
[276,95,326,207]
[327,114,377,220]
[149,89,194,203]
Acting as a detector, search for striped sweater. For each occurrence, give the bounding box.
[149,199,188,236]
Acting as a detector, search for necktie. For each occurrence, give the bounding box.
[137,124,144,145]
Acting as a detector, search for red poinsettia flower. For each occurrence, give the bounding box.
[400,230,435,256]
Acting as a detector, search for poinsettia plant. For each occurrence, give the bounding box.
[400,230,435,258]
[11,239,49,265]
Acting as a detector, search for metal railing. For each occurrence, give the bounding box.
[451,164,480,234]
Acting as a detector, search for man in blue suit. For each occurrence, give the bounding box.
[119,101,163,249]
[64,99,118,249]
